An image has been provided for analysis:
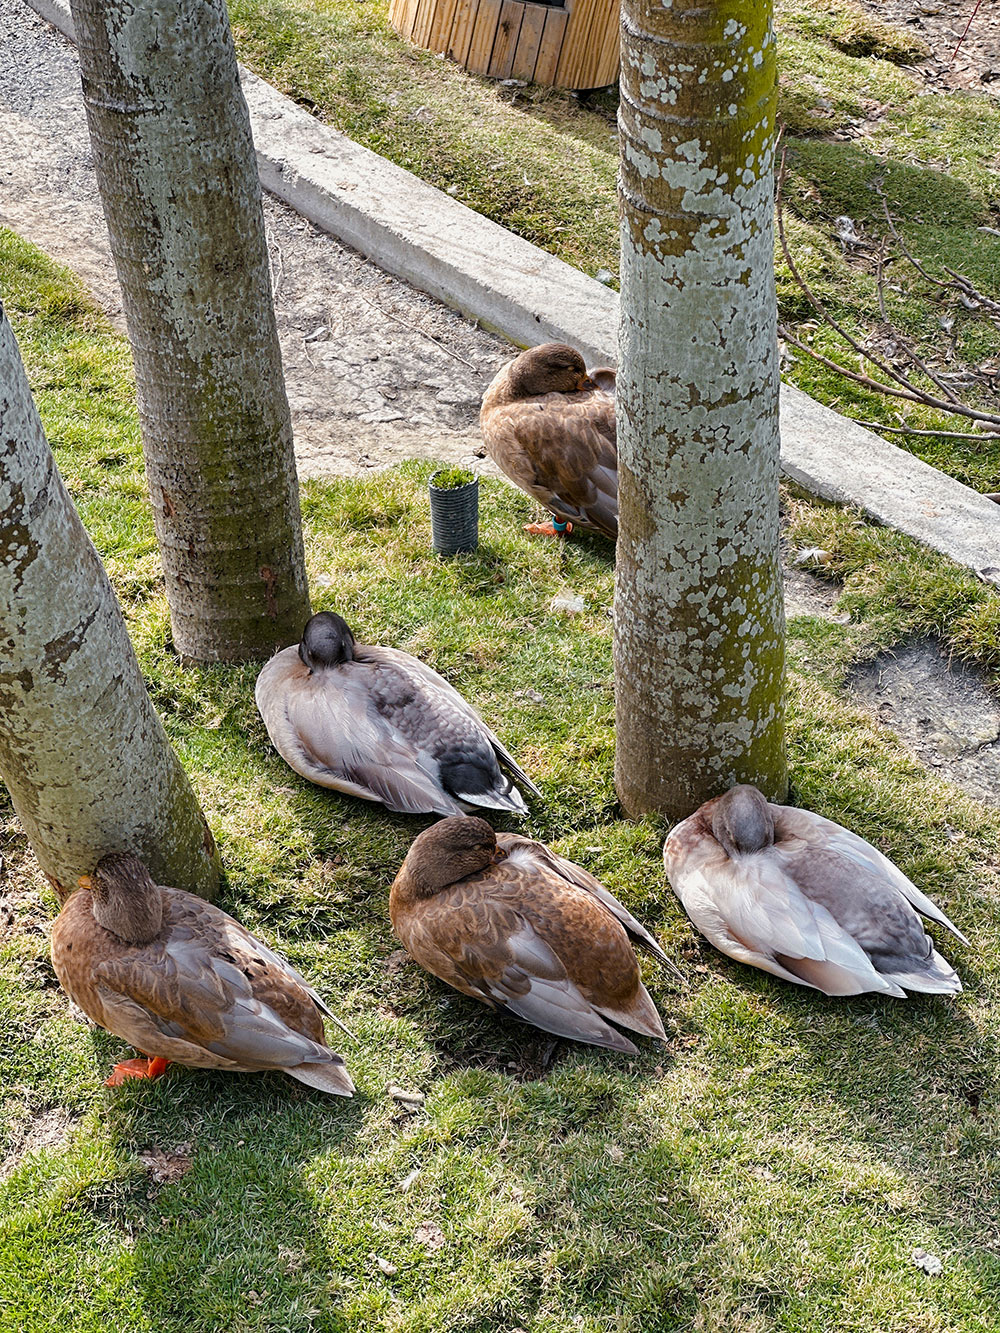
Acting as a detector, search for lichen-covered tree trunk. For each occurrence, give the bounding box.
[68,0,310,662]
[614,0,787,818]
[0,306,219,903]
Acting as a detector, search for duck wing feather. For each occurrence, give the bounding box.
[669,850,907,997]
[93,893,344,1072]
[483,391,618,539]
[257,646,466,816]
[773,806,969,945]
[495,833,673,971]
[362,642,541,799]
[403,903,638,1053]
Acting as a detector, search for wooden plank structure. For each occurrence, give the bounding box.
[389,0,619,90]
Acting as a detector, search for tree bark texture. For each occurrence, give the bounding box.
[0,306,219,903]
[614,0,787,818]
[68,0,311,662]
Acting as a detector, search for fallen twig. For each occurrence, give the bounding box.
[950,0,985,63]
[354,286,478,369]
[777,325,1000,425]
[853,420,1000,441]
[776,150,1000,430]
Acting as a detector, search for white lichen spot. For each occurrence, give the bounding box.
[721,68,734,83]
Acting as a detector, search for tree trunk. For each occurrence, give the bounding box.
[68,0,310,662]
[614,0,787,818]
[0,305,219,903]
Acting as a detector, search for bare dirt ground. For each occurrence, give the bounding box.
[857,0,1000,95]
[0,0,511,480]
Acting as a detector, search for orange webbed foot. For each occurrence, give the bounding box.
[523,521,573,537]
[105,1056,170,1087]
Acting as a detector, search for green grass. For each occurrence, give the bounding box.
[4,228,1000,1332]
[227,0,1000,495]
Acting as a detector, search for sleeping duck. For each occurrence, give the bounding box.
[663,785,968,997]
[51,853,355,1094]
[480,343,617,539]
[390,816,676,1053]
[255,612,540,818]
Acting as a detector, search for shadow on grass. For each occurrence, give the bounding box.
[85,1062,370,1329]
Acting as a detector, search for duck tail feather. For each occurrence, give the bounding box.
[455,785,529,814]
[881,950,962,995]
[490,742,543,799]
[285,1058,356,1097]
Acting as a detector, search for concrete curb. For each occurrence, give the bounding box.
[28,0,1000,586]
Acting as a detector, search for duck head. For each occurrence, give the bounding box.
[79,852,163,945]
[710,785,775,859]
[398,816,501,900]
[510,343,593,398]
[299,612,355,671]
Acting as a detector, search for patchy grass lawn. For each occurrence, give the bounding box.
[228,0,1000,494]
[4,230,1000,1332]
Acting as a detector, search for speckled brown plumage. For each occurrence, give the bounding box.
[51,857,354,1095]
[480,343,617,538]
[390,817,670,1053]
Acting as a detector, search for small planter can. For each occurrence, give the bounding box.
[428,468,479,556]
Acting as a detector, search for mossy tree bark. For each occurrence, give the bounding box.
[614,0,787,818]
[0,307,219,903]
[68,0,310,662]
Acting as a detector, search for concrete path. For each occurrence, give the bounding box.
[0,0,510,480]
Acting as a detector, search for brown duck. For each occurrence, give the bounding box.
[51,853,355,1095]
[480,343,617,539]
[389,817,674,1053]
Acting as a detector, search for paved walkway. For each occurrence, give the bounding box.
[0,0,509,479]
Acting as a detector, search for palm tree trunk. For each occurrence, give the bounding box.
[0,305,219,903]
[68,0,311,662]
[614,0,787,818]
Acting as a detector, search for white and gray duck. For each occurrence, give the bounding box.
[663,784,968,997]
[255,612,540,818]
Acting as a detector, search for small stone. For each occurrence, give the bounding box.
[386,1083,426,1111]
[514,688,544,704]
[414,1220,446,1250]
[595,268,615,286]
[912,1247,943,1277]
[550,593,586,615]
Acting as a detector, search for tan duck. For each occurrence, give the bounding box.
[663,785,968,997]
[480,343,617,539]
[390,816,675,1053]
[51,853,355,1095]
[255,612,539,818]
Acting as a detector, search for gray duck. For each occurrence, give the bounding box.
[255,612,540,818]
